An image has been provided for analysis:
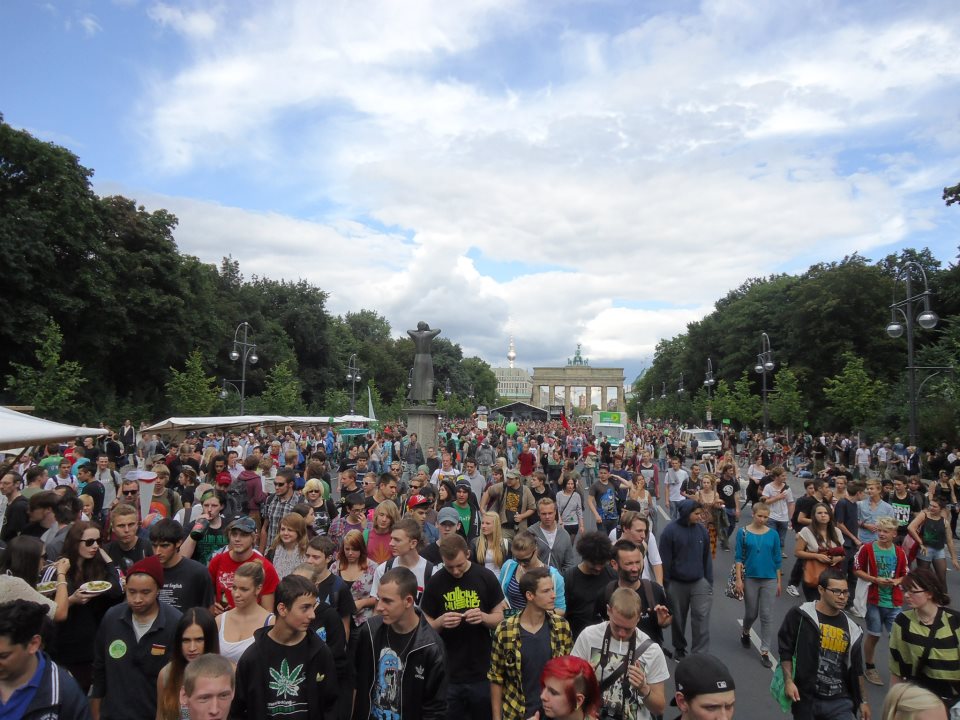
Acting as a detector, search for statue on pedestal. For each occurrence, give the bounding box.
[407,322,441,404]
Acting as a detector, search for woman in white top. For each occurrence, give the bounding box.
[557,472,585,539]
[215,561,274,664]
[760,467,795,555]
[794,502,845,601]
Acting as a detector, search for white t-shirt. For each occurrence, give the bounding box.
[761,483,795,523]
[370,555,436,605]
[541,526,559,550]
[856,448,871,466]
[572,623,669,720]
[665,468,688,502]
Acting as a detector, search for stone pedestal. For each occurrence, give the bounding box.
[406,405,441,448]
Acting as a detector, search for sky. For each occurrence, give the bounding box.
[3,0,960,387]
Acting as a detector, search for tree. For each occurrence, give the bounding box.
[6,320,86,419]
[729,371,762,426]
[822,353,887,430]
[259,360,306,415]
[944,182,960,207]
[767,366,805,433]
[165,350,218,416]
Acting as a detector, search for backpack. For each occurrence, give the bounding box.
[385,556,435,588]
[226,477,249,518]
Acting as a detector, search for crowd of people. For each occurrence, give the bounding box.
[0,416,957,720]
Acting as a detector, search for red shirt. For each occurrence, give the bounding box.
[518,450,537,476]
[208,549,280,608]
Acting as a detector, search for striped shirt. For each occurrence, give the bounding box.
[889,607,960,701]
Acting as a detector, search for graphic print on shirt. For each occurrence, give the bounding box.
[442,587,480,611]
[814,622,850,697]
[587,645,641,720]
[267,658,307,716]
[373,647,402,720]
[598,486,618,520]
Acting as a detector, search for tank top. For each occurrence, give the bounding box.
[921,515,947,550]
[217,611,274,664]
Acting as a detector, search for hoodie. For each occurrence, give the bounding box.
[239,469,267,512]
[659,499,713,584]
[22,653,92,720]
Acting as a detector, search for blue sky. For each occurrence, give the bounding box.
[3,0,960,387]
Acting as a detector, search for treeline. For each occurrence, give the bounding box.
[631,250,960,446]
[0,117,497,424]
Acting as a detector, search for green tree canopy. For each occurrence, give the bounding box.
[165,350,219,416]
[5,320,86,420]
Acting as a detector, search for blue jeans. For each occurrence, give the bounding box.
[865,604,901,636]
[767,519,789,550]
[792,696,855,720]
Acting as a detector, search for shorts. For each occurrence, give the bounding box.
[865,604,900,636]
[918,545,946,562]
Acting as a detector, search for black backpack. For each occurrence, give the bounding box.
[226,477,249,517]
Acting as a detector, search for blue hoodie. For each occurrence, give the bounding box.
[660,499,713,584]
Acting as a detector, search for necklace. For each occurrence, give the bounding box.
[387,623,418,658]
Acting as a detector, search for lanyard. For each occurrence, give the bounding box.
[598,624,636,697]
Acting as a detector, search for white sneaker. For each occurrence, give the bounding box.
[786,585,800,597]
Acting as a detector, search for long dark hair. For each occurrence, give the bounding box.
[809,502,841,548]
[0,535,45,583]
[157,608,220,720]
[62,521,108,586]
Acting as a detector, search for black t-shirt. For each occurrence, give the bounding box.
[193,520,229,566]
[316,573,356,621]
[531,486,555,505]
[793,494,817,527]
[562,565,617,638]
[1,495,29,541]
[159,557,214,612]
[814,611,851,699]
[520,622,552,716]
[716,476,737,509]
[258,633,315,718]
[80,480,105,518]
[420,562,505,683]
[603,579,669,645]
[106,537,153,574]
[421,541,442,566]
[888,492,923,537]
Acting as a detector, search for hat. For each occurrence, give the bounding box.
[437,507,460,525]
[123,469,157,481]
[227,516,257,534]
[505,468,521,480]
[407,494,432,510]
[215,470,232,487]
[127,555,164,589]
[455,479,472,492]
[672,654,735,705]
[598,463,610,470]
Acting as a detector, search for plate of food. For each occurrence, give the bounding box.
[79,580,112,595]
[36,581,58,596]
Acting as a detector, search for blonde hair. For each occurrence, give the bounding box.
[303,478,325,498]
[476,512,507,567]
[881,683,944,720]
[374,500,400,528]
[876,516,899,531]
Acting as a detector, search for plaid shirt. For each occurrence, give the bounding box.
[260,491,303,548]
[488,612,573,720]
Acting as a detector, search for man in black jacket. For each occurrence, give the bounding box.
[230,574,337,720]
[354,567,447,719]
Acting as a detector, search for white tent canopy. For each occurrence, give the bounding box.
[0,406,108,452]
[143,415,340,434]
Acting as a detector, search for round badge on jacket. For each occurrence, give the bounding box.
[108,639,127,659]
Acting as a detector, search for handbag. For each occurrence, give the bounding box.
[770,617,800,713]
[724,528,746,600]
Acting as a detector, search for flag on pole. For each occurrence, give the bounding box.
[367,383,377,422]
[560,406,571,431]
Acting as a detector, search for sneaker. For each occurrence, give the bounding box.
[740,633,750,648]
[786,585,800,597]
[864,668,883,686]
[760,653,773,669]
[782,552,787,558]
[674,649,687,661]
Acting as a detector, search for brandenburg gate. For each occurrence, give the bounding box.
[530,345,626,413]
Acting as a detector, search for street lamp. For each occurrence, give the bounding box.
[677,372,685,395]
[886,261,940,446]
[704,358,716,425]
[468,384,475,401]
[406,368,413,391]
[346,354,361,415]
[754,332,775,433]
[219,379,241,402]
[660,382,667,399]
[227,322,258,415]
[444,378,452,400]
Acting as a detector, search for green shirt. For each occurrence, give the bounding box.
[874,544,896,608]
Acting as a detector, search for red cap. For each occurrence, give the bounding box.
[406,494,431,510]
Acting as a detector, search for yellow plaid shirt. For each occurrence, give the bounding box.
[487,612,573,720]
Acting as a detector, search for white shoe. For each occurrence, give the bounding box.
[786,585,800,597]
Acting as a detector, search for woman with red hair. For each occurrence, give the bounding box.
[539,655,601,719]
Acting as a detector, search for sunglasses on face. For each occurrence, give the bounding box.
[81,538,100,547]
[122,490,138,496]
[515,554,535,566]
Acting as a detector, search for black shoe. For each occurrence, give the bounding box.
[674,649,687,660]
[760,653,773,669]
[740,633,750,648]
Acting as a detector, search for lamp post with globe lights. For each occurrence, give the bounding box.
[755,333,775,433]
[225,322,258,415]
[886,262,940,447]
[704,358,716,425]
[346,354,361,415]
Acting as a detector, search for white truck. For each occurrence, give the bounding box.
[591,411,627,447]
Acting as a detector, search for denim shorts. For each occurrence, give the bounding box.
[865,604,901,636]
[918,545,946,562]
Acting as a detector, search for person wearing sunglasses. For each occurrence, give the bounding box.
[44,520,123,694]
[777,568,869,720]
[497,530,567,619]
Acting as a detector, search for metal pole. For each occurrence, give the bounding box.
[239,324,248,416]
[905,271,917,447]
[762,367,768,432]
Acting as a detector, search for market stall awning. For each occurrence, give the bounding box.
[142,415,340,433]
[0,406,108,452]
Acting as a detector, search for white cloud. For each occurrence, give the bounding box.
[79,13,102,36]
[118,1,960,377]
